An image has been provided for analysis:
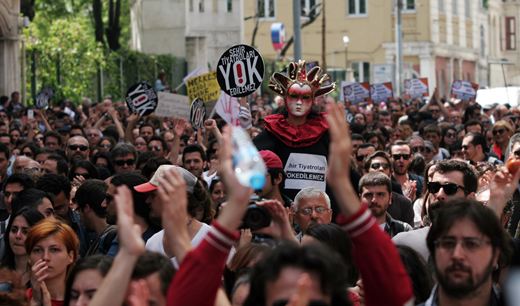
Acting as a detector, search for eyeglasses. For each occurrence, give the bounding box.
[22,151,33,157]
[446,132,457,138]
[4,191,20,198]
[370,162,390,170]
[411,146,425,153]
[114,159,135,166]
[392,154,410,161]
[356,155,367,162]
[434,237,490,252]
[98,143,112,149]
[298,206,330,216]
[427,182,465,195]
[149,146,162,152]
[429,109,440,113]
[68,145,89,151]
[493,128,507,136]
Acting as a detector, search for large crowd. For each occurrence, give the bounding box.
[0,60,519,306]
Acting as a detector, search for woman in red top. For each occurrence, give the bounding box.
[25,219,79,306]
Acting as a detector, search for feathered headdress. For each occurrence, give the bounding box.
[269,60,336,98]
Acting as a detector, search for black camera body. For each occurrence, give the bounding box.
[241,196,272,231]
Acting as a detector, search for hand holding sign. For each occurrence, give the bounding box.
[125,81,158,116]
[216,44,265,97]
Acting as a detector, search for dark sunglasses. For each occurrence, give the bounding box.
[148,146,162,152]
[411,146,425,153]
[114,159,135,166]
[356,155,366,162]
[22,151,33,157]
[493,128,507,136]
[427,182,465,196]
[392,154,410,160]
[68,144,89,151]
[370,162,390,170]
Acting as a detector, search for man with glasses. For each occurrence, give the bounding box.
[355,143,375,174]
[419,199,511,306]
[391,141,424,201]
[292,187,332,235]
[461,133,502,166]
[66,135,90,162]
[359,172,412,237]
[148,136,168,158]
[110,143,137,174]
[85,127,102,149]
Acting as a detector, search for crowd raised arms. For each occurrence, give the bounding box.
[0,59,520,306]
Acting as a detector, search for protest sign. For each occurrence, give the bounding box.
[403,78,429,100]
[35,87,53,109]
[125,82,158,116]
[186,72,221,102]
[450,80,479,101]
[342,82,371,104]
[190,98,206,129]
[216,44,264,97]
[370,82,393,103]
[153,92,190,119]
[213,91,240,126]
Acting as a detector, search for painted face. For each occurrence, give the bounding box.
[286,84,313,118]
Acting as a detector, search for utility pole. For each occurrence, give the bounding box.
[293,0,302,61]
[321,0,326,69]
[395,0,403,96]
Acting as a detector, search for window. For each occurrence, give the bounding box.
[348,0,366,16]
[352,62,370,83]
[227,0,232,12]
[302,0,317,17]
[452,0,458,15]
[199,0,205,12]
[403,0,415,11]
[258,0,275,18]
[481,0,488,9]
[464,0,470,18]
[480,25,485,56]
[439,0,445,12]
[189,0,194,12]
[506,17,516,50]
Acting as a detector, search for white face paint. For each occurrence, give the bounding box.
[286,84,313,118]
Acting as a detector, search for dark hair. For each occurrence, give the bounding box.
[20,142,41,158]
[433,159,478,194]
[0,142,10,160]
[139,123,155,133]
[188,180,213,223]
[110,143,137,161]
[389,140,410,152]
[351,133,364,142]
[182,144,207,163]
[75,179,108,218]
[1,207,45,269]
[68,160,99,181]
[97,136,116,149]
[363,150,392,173]
[358,171,392,194]
[464,119,482,133]
[423,124,441,136]
[305,224,357,286]
[464,104,482,123]
[426,198,512,270]
[2,173,34,192]
[63,255,113,306]
[11,188,54,215]
[136,151,156,170]
[36,173,72,199]
[243,242,352,306]
[396,245,433,304]
[131,251,174,296]
[43,131,63,146]
[464,132,487,152]
[47,153,69,176]
[91,151,114,174]
[141,157,172,180]
[148,136,168,152]
[111,172,150,222]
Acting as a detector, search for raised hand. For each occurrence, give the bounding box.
[174,118,187,137]
[114,186,145,256]
[325,103,352,185]
[257,200,296,241]
[402,180,417,202]
[30,259,49,305]
[488,167,520,217]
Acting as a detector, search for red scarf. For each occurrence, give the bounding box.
[263,113,328,148]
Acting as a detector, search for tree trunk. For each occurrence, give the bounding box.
[93,0,104,44]
[106,0,121,51]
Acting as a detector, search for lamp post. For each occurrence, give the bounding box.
[343,35,350,82]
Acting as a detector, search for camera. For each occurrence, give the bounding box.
[241,196,271,231]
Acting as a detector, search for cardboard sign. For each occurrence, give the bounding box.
[125,82,158,116]
[190,98,206,129]
[35,87,53,109]
[451,80,479,101]
[153,92,190,119]
[186,72,221,102]
[216,44,264,97]
[370,82,394,103]
[403,78,429,100]
[342,82,371,104]
[214,91,240,126]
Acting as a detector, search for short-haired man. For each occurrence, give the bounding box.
[292,187,332,234]
[85,127,102,148]
[41,153,69,175]
[423,124,450,160]
[66,136,90,162]
[148,136,168,158]
[464,119,483,135]
[0,142,9,181]
[462,132,502,166]
[420,199,511,306]
[182,144,206,179]
[111,143,137,174]
[139,123,155,142]
[378,110,393,128]
[359,172,412,237]
[355,143,375,173]
[43,131,63,151]
[391,141,424,201]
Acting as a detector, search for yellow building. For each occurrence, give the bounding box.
[243,0,490,97]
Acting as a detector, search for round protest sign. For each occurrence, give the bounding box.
[35,87,53,109]
[190,98,206,130]
[216,44,264,97]
[125,81,158,116]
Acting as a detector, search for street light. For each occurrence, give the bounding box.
[343,35,350,81]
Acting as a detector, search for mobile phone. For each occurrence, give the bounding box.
[28,109,34,120]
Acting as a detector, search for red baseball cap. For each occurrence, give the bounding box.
[259,150,283,169]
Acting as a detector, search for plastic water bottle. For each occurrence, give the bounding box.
[232,127,266,190]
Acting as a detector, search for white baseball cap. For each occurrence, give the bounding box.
[134,165,197,193]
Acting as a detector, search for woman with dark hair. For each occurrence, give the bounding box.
[396,245,433,305]
[11,188,55,219]
[91,151,114,176]
[63,255,113,306]
[20,142,42,160]
[96,136,116,153]
[209,178,227,214]
[440,126,457,150]
[1,207,45,286]
[69,160,99,182]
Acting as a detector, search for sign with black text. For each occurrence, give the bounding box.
[125,82,158,116]
[190,98,206,130]
[450,80,479,101]
[35,87,53,109]
[216,44,264,97]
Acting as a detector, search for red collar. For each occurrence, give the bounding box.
[263,114,328,148]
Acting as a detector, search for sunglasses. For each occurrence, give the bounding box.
[392,154,410,161]
[98,143,112,149]
[370,162,390,170]
[493,128,507,136]
[114,159,135,166]
[446,133,457,138]
[411,146,425,153]
[22,151,33,157]
[68,145,89,151]
[427,182,465,195]
[149,146,162,152]
[356,155,367,162]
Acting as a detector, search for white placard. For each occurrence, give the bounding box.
[284,153,327,191]
[154,92,190,118]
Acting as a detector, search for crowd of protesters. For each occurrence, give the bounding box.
[0,60,520,306]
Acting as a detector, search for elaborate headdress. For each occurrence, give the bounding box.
[269,60,336,98]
